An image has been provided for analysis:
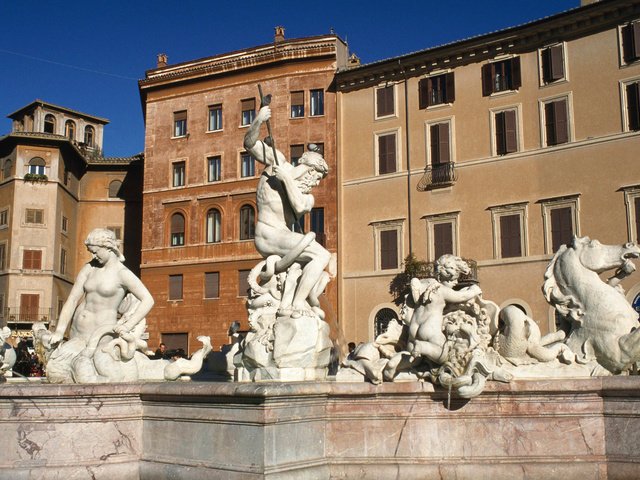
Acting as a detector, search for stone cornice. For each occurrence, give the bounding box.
[336,0,640,92]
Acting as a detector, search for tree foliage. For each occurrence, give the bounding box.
[388,253,432,305]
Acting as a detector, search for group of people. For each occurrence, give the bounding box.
[13,340,44,378]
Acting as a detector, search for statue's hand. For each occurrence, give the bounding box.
[50,331,64,345]
[272,164,290,182]
[468,284,482,297]
[257,106,271,123]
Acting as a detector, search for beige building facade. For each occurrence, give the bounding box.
[0,101,142,340]
[336,0,640,343]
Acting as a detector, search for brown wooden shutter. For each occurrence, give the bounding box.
[553,100,568,144]
[169,275,183,300]
[378,134,396,174]
[241,98,255,111]
[431,122,450,164]
[622,22,640,63]
[380,230,398,270]
[205,272,220,298]
[504,110,518,153]
[445,72,455,103]
[510,57,522,90]
[376,86,394,117]
[171,213,184,234]
[627,82,640,131]
[23,249,42,269]
[551,207,573,252]
[548,45,565,82]
[174,110,186,121]
[500,214,522,258]
[482,64,493,96]
[418,78,429,109]
[20,293,39,321]
[434,222,453,259]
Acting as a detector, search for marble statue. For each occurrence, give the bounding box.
[235,102,334,381]
[339,237,640,397]
[0,326,16,381]
[35,228,211,383]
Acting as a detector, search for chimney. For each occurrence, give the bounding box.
[157,53,168,68]
[274,26,285,43]
[348,53,361,68]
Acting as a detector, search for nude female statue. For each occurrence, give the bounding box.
[41,228,211,383]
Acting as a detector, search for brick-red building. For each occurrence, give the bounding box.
[138,30,348,353]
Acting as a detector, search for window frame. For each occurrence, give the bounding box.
[240,152,255,178]
[22,248,43,270]
[205,208,222,244]
[374,84,396,119]
[538,43,567,86]
[620,77,640,132]
[84,125,95,147]
[0,242,6,270]
[619,20,640,67]
[168,274,183,301]
[0,208,8,229]
[238,269,251,297]
[25,208,44,225]
[374,129,400,176]
[490,105,522,156]
[539,94,572,147]
[173,111,187,138]
[172,161,186,187]
[207,155,222,182]
[425,117,454,167]
[44,114,56,134]
[419,71,455,109]
[290,91,305,118]
[61,215,68,234]
[28,157,46,176]
[489,203,529,260]
[240,98,256,126]
[424,212,460,261]
[482,56,522,96]
[310,207,325,247]
[60,247,67,275]
[370,219,404,272]
[623,185,640,244]
[239,204,256,241]
[540,195,580,255]
[65,120,76,141]
[208,104,223,132]
[204,271,220,299]
[170,212,186,247]
[310,89,325,117]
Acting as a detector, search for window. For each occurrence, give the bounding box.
[490,204,528,259]
[170,213,185,246]
[428,121,451,165]
[60,248,67,275]
[28,157,46,175]
[172,162,185,187]
[377,132,397,175]
[239,205,255,240]
[240,152,255,178]
[204,272,220,299]
[374,308,399,338]
[206,209,221,243]
[290,145,304,167]
[493,108,519,155]
[482,57,521,95]
[107,226,122,241]
[65,120,76,140]
[0,243,6,270]
[542,97,569,146]
[241,98,256,126]
[541,196,580,254]
[419,73,455,108]
[310,89,324,116]
[20,294,39,321]
[3,160,12,180]
[108,180,122,198]
[23,249,42,270]
[540,44,565,84]
[425,213,459,261]
[0,209,8,227]
[173,111,187,137]
[208,104,223,131]
[380,229,399,270]
[238,269,251,297]
[169,274,183,300]
[622,79,640,132]
[84,126,95,147]
[25,208,44,225]
[310,207,325,247]
[291,91,304,118]
[621,21,640,64]
[61,215,68,233]
[375,85,395,118]
[207,156,221,182]
[63,168,70,186]
[44,114,56,134]
[162,332,188,352]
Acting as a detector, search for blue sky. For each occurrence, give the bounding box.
[1,0,578,157]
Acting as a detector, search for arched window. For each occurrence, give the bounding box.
[65,120,76,141]
[170,213,185,246]
[239,205,255,240]
[28,157,46,175]
[84,125,95,147]
[108,180,122,198]
[44,114,56,134]
[206,209,221,243]
[374,308,398,338]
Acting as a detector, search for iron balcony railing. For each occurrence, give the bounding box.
[417,162,457,191]
[2,307,54,325]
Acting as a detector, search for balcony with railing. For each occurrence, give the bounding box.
[2,307,54,328]
[417,162,457,191]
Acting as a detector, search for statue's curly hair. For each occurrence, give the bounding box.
[84,228,125,262]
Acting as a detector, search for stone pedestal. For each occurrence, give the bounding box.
[1,378,640,479]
